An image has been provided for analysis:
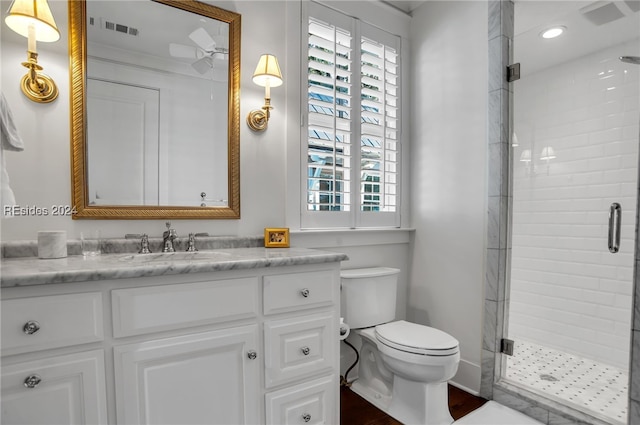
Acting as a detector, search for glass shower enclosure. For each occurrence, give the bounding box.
[504,2,640,424]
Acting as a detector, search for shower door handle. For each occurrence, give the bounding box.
[608,203,621,253]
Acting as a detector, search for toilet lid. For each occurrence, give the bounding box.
[375,320,459,356]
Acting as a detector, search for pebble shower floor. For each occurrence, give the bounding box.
[504,340,627,424]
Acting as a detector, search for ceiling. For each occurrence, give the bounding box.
[3,0,638,78]
[382,0,640,75]
[514,1,639,75]
[381,0,426,13]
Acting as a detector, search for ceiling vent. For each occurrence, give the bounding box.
[89,16,139,37]
[580,1,625,25]
[624,0,640,13]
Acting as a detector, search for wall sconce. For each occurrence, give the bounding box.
[5,0,60,103]
[519,149,532,176]
[540,146,556,176]
[246,54,282,132]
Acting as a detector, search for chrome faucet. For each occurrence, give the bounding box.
[162,221,177,252]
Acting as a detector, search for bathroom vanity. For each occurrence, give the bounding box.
[0,247,347,424]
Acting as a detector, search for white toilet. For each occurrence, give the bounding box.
[341,267,460,425]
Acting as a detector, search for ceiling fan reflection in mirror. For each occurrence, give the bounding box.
[170,27,228,80]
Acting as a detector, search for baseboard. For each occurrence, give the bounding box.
[450,358,481,396]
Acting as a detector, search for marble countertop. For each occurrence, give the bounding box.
[0,247,348,288]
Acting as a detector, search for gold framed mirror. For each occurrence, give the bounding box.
[69,0,241,219]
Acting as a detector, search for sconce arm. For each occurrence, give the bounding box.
[247,96,273,132]
[20,51,58,103]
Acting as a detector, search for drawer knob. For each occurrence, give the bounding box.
[302,413,311,422]
[301,346,311,356]
[24,374,42,389]
[300,288,310,298]
[23,321,40,335]
[247,350,258,360]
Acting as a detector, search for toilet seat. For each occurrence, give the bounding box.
[375,320,459,356]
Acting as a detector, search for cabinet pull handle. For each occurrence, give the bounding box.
[247,350,258,360]
[301,346,310,356]
[300,288,310,298]
[23,321,40,335]
[23,374,42,389]
[302,413,311,422]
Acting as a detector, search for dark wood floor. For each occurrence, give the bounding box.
[340,384,487,425]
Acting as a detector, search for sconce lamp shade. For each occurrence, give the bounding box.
[5,0,59,42]
[540,146,556,160]
[519,149,532,163]
[511,131,519,147]
[252,54,283,87]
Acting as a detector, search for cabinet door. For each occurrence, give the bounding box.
[1,350,108,425]
[115,325,260,425]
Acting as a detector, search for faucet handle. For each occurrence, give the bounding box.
[166,221,171,230]
[186,233,198,252]
[139,234,151,254]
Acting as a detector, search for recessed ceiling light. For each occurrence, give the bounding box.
[540,26,566,39]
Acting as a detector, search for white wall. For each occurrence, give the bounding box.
[509,40,639,370]
[409,1,488,393]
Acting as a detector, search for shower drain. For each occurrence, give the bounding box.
[539,374,559,382]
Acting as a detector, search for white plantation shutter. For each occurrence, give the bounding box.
[307,14,353,215]
[303,2,401,228]
[360,28,399,218]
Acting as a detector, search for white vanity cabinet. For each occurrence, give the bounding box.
[0,259,342,425]
[1,293,108,424]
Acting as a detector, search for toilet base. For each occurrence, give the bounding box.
[351,379,392,413]
[387,376,454,425]
[353,376,454,425]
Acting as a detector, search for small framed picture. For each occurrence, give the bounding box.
[264,228,290,248]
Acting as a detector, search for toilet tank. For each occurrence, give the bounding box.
[341,267,399,329]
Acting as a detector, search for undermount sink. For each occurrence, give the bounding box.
[119,251,231,263]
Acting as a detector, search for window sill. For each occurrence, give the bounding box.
[290,228,415,248]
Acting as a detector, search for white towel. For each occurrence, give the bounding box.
[0,92,25,212]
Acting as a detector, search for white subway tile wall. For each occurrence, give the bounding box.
[509,40,639,371]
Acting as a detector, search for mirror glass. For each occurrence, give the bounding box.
[69,0,241,219]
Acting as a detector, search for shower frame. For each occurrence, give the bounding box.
[481,1,640,424]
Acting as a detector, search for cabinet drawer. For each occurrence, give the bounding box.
[112,277,259,337]
[1,349,108,425]
[263,271,335,315]
[264,312,335,388]
[1,293,104,355]
[265,375,335,425]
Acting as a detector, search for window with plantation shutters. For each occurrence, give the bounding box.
[303,2,401,229]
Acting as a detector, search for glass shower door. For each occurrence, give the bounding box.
[504,2,640,424]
